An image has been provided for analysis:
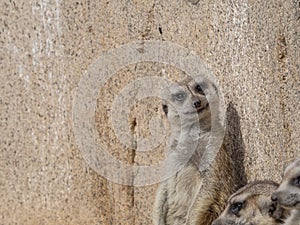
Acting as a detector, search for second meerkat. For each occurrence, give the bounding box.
[153,76,238,225]
[212,180,288,225]
[271,158,300,225]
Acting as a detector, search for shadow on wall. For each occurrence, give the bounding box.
[224,102,247,189]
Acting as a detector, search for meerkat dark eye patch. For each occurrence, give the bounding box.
[172,92,187,101]
[195,83,206,95]
[292,176,300,187]
[229,202,244,216]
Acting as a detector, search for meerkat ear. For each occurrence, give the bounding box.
[162,104,168,116]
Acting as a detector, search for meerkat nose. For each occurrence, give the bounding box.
[271,193,278,202]
[193,100,201,108]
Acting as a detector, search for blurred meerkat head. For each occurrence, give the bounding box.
[162,76,219,131]
[212,180,288,225]
[271,158,300,210]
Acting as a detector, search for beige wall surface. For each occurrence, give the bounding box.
[1,0,299,224]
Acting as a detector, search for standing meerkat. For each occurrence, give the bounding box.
[153,76,237,225]
[212,180,288,225]
[271,158,300,225]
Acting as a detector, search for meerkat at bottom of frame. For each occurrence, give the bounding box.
[153,76,237,225]
[212,180,289,225]
[271,158,300,225]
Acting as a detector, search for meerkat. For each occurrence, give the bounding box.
[153,76,237,225]
[271,158,300,225]
[212,180,288,225]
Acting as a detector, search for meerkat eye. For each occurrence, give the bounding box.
[292,176,300,187]
[230,202,244,215]
[195,84,204,94]
[172,92,186,101]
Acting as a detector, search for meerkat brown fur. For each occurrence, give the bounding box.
[212,180,288,225]
[272,158,300,225]
[153,76,237,225]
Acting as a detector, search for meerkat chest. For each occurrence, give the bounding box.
[166,164,202,218]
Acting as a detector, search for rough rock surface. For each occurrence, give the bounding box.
[1,0,299,224]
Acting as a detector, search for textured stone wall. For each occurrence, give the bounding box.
[1,0,299,224]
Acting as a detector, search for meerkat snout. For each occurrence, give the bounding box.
[193,99,201,108]
[271,193,278,202]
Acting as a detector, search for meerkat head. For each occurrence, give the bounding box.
[212,180,288,225]
[271,158,300,211]
[162,76,219,131]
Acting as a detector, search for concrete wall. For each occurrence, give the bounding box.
[1,0,299,224]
